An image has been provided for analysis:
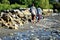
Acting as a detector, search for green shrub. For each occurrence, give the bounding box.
[11,3,20,9]
[49,4,53,9]
[0,3,28,12]
[53,2,60,12]
[2,4,11,10]
[0,4,11,11]
[20,5,27,8]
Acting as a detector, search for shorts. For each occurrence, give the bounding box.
[31,14,36,20]
[37,14,42,20]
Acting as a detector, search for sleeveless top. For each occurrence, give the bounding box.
[30,6,37,15]
[37,8,42,15]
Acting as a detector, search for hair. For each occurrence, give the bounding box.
[38,6,40,8]
[32,3,34,6]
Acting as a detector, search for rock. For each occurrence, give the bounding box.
[2,36,12,40]
[20,21,23,26]
[22,9,31,15]
[14,27,18,30]
[0,38,2,40]
[31,37,39,40]
[30,26,34,29]
[0,9,32,29]
[52,13,58,16]
[10,33,14,36]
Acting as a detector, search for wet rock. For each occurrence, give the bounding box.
[51,13,58,16]
[0,38,2,40]
[1,28,60,40]
[30,26,34,29]
[0,9,32,29]
[2,36,12,40]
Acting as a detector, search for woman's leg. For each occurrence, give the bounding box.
[37,14,40,22]
[32,14,35,23]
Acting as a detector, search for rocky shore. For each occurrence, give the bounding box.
[0,9,60,40]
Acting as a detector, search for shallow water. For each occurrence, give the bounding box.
[1,14,60,40]
[1,28,60,40]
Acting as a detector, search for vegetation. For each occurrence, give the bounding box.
[49,0,60,12]
[53,2,60,12]
[0,0,60,12]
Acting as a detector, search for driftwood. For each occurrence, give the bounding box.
[0,9,31,29]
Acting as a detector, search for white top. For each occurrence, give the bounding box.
[30,6,37,15]
[37,8,42,15]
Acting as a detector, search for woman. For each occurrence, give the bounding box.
[36,6,42,22]
[30,4,37,23]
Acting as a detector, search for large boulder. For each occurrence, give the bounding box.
[0,9,32,29]
[14,9,24,18]
[22,9,31,20]
[22,9,31,15]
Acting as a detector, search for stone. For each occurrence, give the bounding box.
[30,26,34,29]
[14,26,18,30]
[0,38,2,40]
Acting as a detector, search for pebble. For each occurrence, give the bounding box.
[30,26,34,29]
[0,38,2,40]
[1,28,60,40]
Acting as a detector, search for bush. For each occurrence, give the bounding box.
[0,4,11,11]
[49,4,53,9]
[11,3,20,9]
[19,4,27,8]
[2,4,11,10]
[0,3,28,12]
[53,2,60,12]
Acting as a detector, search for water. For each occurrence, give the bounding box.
[1,28,60,40]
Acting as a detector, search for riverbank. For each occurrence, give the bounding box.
[0,13,60,40]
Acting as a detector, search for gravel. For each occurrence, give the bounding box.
[0,13,60,40]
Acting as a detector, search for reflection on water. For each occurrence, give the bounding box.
[1,28,60,40]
